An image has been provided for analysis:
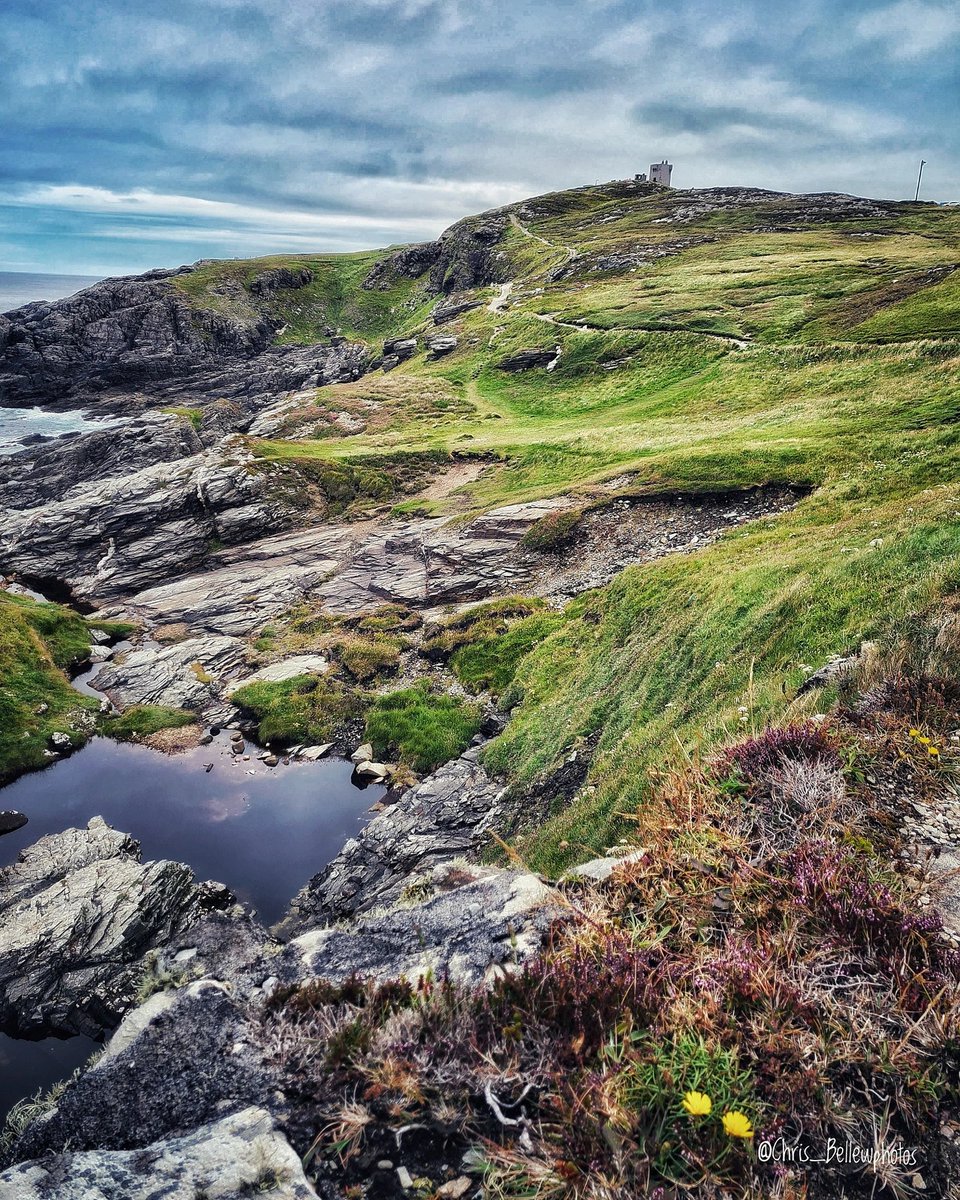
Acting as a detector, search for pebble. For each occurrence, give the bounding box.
[396,1166,413,1189]
[437,1179,473,1199]
[376,1159,394,1170]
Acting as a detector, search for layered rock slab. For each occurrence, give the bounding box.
[0,1106,317,1200]
[0,818,231,1038]
[284,748,506,928]
[0,438,292,600]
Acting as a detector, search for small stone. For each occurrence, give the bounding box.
[264,755,279,767]
[396,1165,413,1189]
[199,733,213,746]
[376,1159,394,1171]
[351,742,374,764]
[437,1178,473,1199]
[298,743,333,761]
[355,760,390,782]
[0,811,28,837]
[230,731,244,743]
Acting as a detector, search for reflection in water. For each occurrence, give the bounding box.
[0,733,382,1120]
[0,733,380,924]
[0,1033,97,1125]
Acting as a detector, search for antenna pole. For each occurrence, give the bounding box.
[914,159,926,202]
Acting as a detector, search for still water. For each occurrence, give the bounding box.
[0,733,382,1118]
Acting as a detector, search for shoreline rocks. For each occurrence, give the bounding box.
[0,818,235,1039]
[282,746,507,930]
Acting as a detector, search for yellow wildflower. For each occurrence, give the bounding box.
[917,736,931,746]
[909,728,921,738]
[681,1090,712,1117]
[722,1111,754,1139]
[928,746,940,758]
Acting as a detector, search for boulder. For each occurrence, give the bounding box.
[0,818,233,1037]
[283,748,506,927]
[354,760,390,782]
[350,742,374,764]
[431,298,483,324]
[297,744,333,761]
[0,1106,316,1200]
[382,336,417,361]
[425,334,458,357]
[498,347,557,371]
[291,863,562,987]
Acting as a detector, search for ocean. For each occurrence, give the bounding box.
[0,270,124,453]
[0,270,102,314]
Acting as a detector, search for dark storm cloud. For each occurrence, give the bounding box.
[1,0,956,273]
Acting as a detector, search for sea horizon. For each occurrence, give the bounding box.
[0,269,103,314]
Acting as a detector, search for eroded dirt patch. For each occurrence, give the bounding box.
[530,484,803,602]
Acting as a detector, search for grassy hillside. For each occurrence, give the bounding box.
[240,184,960,869]
[173,249,435,343]
[0,595,100,780]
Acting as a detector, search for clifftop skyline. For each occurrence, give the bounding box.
[2,0,957,276]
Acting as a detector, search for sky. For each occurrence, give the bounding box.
[1,0,957,276]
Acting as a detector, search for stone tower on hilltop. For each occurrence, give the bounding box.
[649,160,673,186]
[633,160,674,187]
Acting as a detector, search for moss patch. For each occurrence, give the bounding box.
[102,706,197,741]
[231,674,368,746]
[0,594,97,781]
[365,685,482,772]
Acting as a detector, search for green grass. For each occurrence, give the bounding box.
[331,633,403,682]
[174,250,433,345]
[102,705,197,740]
[0,594,97,780]
[449,610,563,695]
[231,674,368,746]
[160,405,203,430]
[365,685,482,772]
[221,189,960,870]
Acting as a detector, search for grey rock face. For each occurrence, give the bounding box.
[110,498,569,637]
[0,266,368,411]
[248,265,314,295]
[10,978,275,1162]
[0,413,202,511]
[0,439,292,600]
[0,818,232,1037]
[425,333,458,357]
[382,335,417,361]
[0,1106,317,1200]
[283,749,506,929]
[292,863,562,987]
[110,525,354,636]
[90,634,248,712]
[498,347,558,371]
[431,297,483,324]
[362,212,509,296]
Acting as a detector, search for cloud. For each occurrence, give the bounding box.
[855,1,960,58]
[0,0,956,274]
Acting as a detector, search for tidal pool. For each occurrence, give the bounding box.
[0,732,382,1120]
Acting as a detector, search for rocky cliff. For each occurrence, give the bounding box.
[0,266,368,411]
